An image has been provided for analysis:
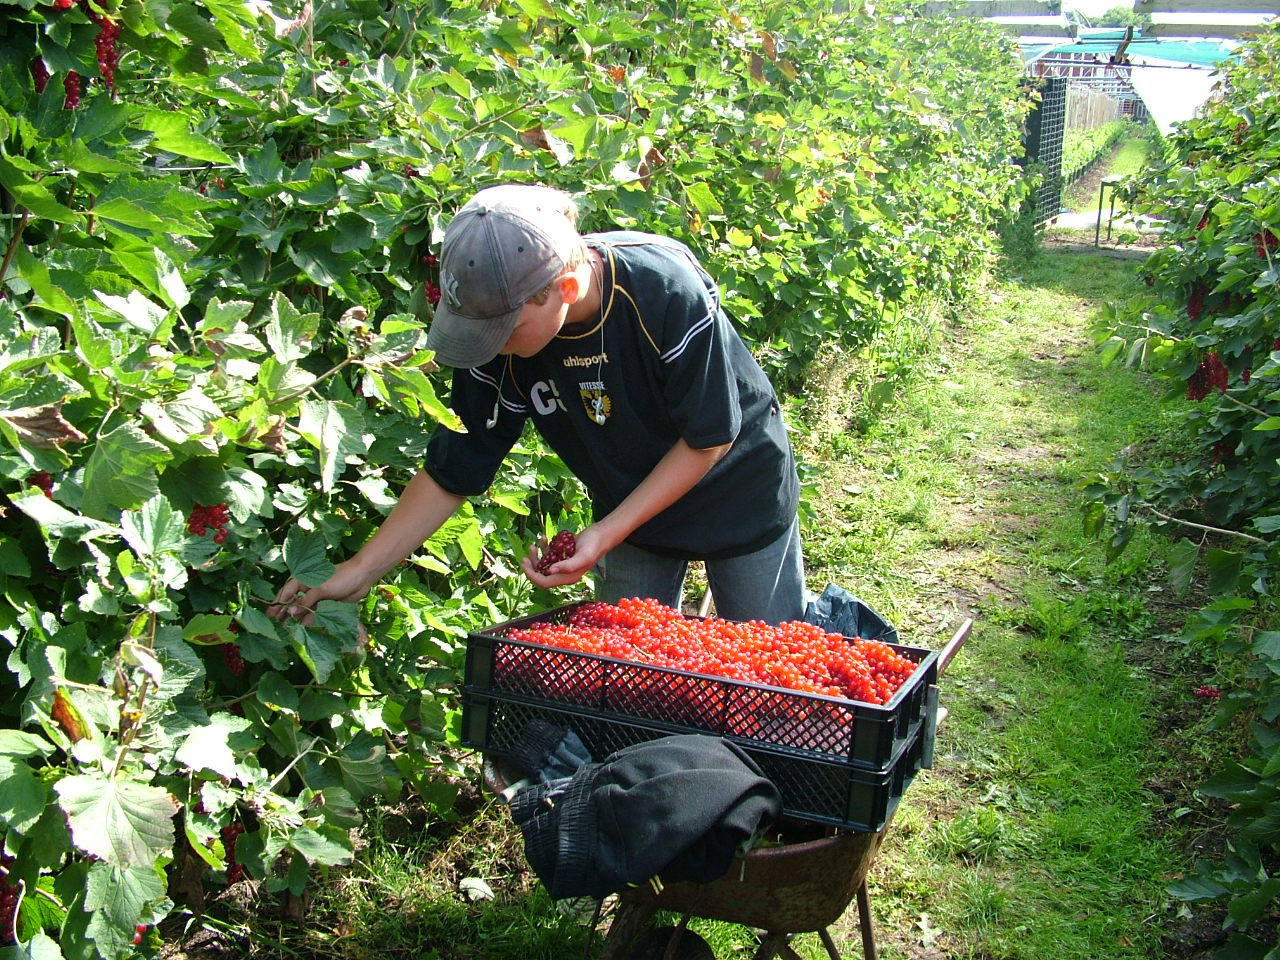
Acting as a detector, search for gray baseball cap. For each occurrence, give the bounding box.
[426,184,581,368]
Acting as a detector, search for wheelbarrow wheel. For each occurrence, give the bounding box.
[625,925,715,960]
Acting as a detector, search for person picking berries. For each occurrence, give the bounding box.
[269,183,806,626]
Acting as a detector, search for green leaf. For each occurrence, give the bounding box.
[1254,631,1280,664]
[222,466,269,523]
[81,424,170,517]
[14,899,66,950]
[0,156,78,224]
[1168,538,1200,593]
[54,774,179,869]
[0,536,31,578]
[682,181,723,216]
[1204,548,1245,596]
[94,290,169,336]
[120,495,187,557]
[0,731,55,759]
[383,366,463,429]
[1254,417,1280,431]
[1199,761,1262,800]
[1168,872,1229,901]
[83,861,166,927]
[1255,515,1280,533]
[120,642,164,687]
[290,622,345,685]
[289,232,356,287]
[257,671,300,715]
[452,515,484,570]
[9,488,119,542]
[513,0,558,17]
[137,109,232,163]
[296,400,366,492]
[9,247,78,316]
[263,293,318,364]
[175,723,237,779]
[282,528,336,587]
[0,757,51,834]
[1217,932,1272,960]
[183,613,234,645]
[165,3,232,53]
[2,931,66,959]
[335,736,391,800]
[1261,738,1280,778]
[288,825,353,866]
[140,388,223,445]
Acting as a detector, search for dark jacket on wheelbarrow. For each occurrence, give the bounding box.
[509,734,783,901]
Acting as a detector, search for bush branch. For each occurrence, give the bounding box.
[1147,507,1268,545]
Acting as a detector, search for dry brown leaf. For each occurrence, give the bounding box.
[2,403,89,449]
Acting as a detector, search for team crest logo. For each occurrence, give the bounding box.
[581,390,610,424]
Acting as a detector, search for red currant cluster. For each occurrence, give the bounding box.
[535,530,577,574]
[29,57,49,94]
[1255,230,1277,259]
[221,822,246,883]
[88,10,121,94]
[1187,352,1229,402]
[131,923,147,945]
[423,279,441,305]
[0,854,18,946]
[62,71,81,110]
[506,597,918,706]
[221,643,245,676]
[1194,684,1221,699]
[1186,281,1207,322]
[27,471,53,499]
[187,503,230,544]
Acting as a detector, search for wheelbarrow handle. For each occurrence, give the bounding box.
[937,618,973,678]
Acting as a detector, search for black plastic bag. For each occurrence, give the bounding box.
[801,583,899,644]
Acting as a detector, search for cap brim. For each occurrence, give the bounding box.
[426,301,522,368]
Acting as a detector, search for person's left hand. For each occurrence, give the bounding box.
[521,525,607,588]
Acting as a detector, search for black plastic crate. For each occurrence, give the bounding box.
[461,687,930,833]
[464,601,939,772]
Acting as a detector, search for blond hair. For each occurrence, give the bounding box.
[524,187,591,305]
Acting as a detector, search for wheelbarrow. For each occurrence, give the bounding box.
[486,618,972,960]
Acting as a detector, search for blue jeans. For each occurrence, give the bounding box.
[593,517,807,625]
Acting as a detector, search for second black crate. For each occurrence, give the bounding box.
[461,688,931,833]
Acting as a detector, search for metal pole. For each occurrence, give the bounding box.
[1095,182,1105,247]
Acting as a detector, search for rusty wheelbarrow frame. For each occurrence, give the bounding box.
[487,618,973,960]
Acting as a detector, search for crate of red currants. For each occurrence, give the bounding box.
[461,598,941,832]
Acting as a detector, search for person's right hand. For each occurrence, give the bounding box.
[267,559,374,626]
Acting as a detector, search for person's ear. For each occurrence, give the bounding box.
[559,273,583,304]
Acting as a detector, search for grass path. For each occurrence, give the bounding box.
[788,247,1216,959]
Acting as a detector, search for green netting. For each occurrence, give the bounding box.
[1032,36,1238,67]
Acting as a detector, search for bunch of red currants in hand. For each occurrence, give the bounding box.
[535,530,577,574]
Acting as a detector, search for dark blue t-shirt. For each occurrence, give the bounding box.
[425,232,798,559]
